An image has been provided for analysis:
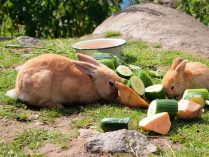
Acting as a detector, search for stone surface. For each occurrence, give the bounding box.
[84,129,157,156]
[79,129,100,138]
[93,3,209,55]
[143,0,177,8]
[17,36,44,47]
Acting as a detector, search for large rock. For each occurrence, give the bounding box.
[93,3,209,55]
[17,36,44,47]
[84,129,157,156]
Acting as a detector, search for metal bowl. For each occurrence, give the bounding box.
[72,38,126,57]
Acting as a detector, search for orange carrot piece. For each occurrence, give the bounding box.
[115,82,148,108]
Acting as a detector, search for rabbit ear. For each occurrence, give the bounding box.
[175,60,187,73]
[72,60,97,78]
[76,53,101,67]
[171,57,183,70]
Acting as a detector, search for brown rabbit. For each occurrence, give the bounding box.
[6,53,122,108]
[162,57,209,98]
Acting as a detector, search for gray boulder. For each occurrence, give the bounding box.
[17,36,44,47]
[93,3,209,55]
[84,129,157,156]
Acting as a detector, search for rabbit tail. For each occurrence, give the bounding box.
[5,89,18,99]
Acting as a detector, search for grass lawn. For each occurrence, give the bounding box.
[0,37,209,156]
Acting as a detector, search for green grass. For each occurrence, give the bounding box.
[104,31,121,38]
[0,128,69,156]
[1,38,209,156]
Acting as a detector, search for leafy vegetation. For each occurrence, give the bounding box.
[149,0,209,27]
[178,0,209,27]
[0,0,123,38]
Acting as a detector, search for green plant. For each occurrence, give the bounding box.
[0,0,124,38]
[104,31,121,37]
[178,0,209,26]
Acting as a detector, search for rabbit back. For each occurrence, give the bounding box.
[185,62,209,89]
[15,54,100,106]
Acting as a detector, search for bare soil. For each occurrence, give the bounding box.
[0,114,182,157]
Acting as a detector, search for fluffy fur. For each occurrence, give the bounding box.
[162,57,209,98]
[6,53,122,108]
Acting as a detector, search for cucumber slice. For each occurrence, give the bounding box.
[148,70,164,78]
[130,76,145,96]
[147,99,178,118]
[183,89,209,100]
[98,59,115,70]
[145,84,165,101]
[134,72,153,88]
[100,117,138,132]
[116,65,132,79]
[91,52,112,60]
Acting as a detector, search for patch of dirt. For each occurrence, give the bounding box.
[0,118,47,142]
[149,136,182,150]
[51,138,106,157]
[93,3,209,56]
[38,128,110,157]
[51,118,71,134]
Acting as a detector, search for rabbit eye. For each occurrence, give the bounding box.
[171,86,174,90]
[109,80,115,87]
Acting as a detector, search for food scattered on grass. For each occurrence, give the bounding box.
[139,112,171,135]
[116,65,132,79]
[148,70,164,78]
[129,76,145,96]
[147,99,178,119]
[98,59,115,70]
[100,117,138,132]
[90,52,116,69]
[187,95,205,108]
[145,84,165,101]
[134,71,153,88]
[91,52,113,60]
[177,99,204,120]
[183,89,209,100]
[115,82,149,108]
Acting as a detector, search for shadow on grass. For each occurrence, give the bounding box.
[170,110,209,134]
[24,100,127,117]
[122,55,137,64]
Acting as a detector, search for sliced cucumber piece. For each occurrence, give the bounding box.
[116,65,132,79]
[130,76,145,96]
[147,99,178,118]
[98,59,115,70]
[183,89,209,100]
[91,52,112,60]
[134,71,153,88]
[145,84,165,101]
[100,117,138,132]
